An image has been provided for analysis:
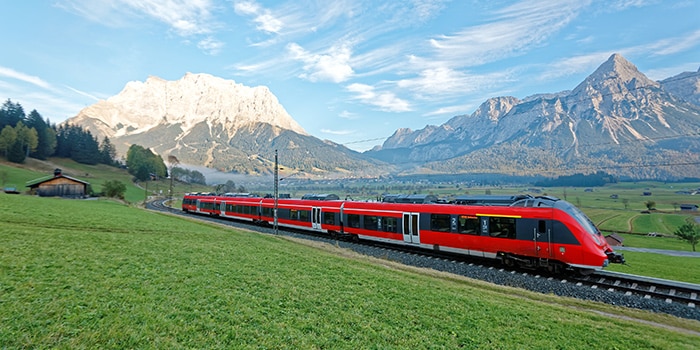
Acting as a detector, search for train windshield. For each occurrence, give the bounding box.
[555,200,602,239]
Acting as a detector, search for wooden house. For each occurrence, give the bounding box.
[26,168,90,198]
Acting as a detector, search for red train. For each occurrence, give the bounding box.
[182,193,625,274]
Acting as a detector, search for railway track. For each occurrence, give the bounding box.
[146,198,700,321]
[576,270,699,308]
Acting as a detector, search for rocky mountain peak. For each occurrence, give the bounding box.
[67,73,307,141]
[573,53,659,95]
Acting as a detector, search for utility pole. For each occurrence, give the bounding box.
[168,155,180,209]
[274,149,279,235]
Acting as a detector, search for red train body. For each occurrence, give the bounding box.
[182,193,624,273]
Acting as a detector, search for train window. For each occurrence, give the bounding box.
[430,214,451,232]
[488,217,516,239]
[538,220,547,234]
[299,210,310,222]
[323,212,335,225]
[348,214,361,228]
[458,215,479,235]
[364,216,379,230]
[382,217,397,232]
[262,207,273,217]
[290,209,298,220]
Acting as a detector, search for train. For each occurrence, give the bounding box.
[182,192,625,274]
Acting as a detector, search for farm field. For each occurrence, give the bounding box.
[1,194,699,348]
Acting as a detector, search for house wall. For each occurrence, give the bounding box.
[36,178,86,197]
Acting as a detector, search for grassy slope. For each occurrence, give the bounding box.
[1,194,699,348]
[0,158,209,204]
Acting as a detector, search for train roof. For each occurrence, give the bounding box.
[381,194,438,204]
[300,193,340,201]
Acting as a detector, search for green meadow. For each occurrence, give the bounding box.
[1,194,700,348]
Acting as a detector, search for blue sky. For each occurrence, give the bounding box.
[1,1,699,151]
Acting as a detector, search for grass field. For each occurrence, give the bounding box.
[1,194,699,348]
[0,158,209,204]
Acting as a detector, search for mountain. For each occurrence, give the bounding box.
[66,73,387,176]
[661,66,700,107]
[366,54,700,179]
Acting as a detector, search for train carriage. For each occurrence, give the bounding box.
[182,193,623,273]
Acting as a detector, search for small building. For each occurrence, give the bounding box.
[26,168,90,198]
[680,204,699,211]
[605,233,624,247]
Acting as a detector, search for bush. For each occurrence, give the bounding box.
[102,180,126,199]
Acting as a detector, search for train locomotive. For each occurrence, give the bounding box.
[182,193,625,274]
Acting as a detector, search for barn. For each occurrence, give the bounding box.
[26,168,90,198]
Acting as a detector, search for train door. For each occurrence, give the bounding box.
[402,213,420,244]
[195,199,201,213]
[312,207,322,230]
[535,219,553,259]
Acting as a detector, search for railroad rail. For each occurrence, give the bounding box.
[146,199,700,320]
[576,270,699,308]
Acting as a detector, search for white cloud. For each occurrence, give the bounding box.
[233,0,283,34]
[339,110,359,120]
[287,43,354,83]
[538,52,613,81]
[197,37,225,55]
[423,104,476,117]
[346,83,411,112]
[60,0,217,36]
[321,129,354,135]
[644,29,700,56]
[0,66,52,90]
[429,0,591,66]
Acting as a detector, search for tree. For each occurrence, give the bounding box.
[674,223,700,252]
[6,137,26,163]
[0,99,25,129]
[54,124,101,164]
[102,180,127,199]
[25,110,56,160]
[14,122,38,158]
[645,200,656,210]
[0,125,17,158]
[99,136,117,165]
[126,144,167,181]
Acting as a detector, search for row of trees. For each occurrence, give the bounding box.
[0,99,117,166]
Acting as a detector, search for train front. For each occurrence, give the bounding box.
[554,200,625,268]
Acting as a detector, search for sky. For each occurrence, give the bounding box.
[1,1,699,152]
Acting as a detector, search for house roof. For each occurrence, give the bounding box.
[26,174,90,188]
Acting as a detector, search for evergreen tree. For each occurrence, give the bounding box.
[6,136,26,163]
[99,136,117,165]
[25,110,56,160]
[0,99,25,129]
[54,124,101,164]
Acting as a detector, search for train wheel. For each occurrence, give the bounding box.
[577,268,594,276]
[547,262,562,274]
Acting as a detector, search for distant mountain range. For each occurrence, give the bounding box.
[365,54,700,179]
[65,54,700,180]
